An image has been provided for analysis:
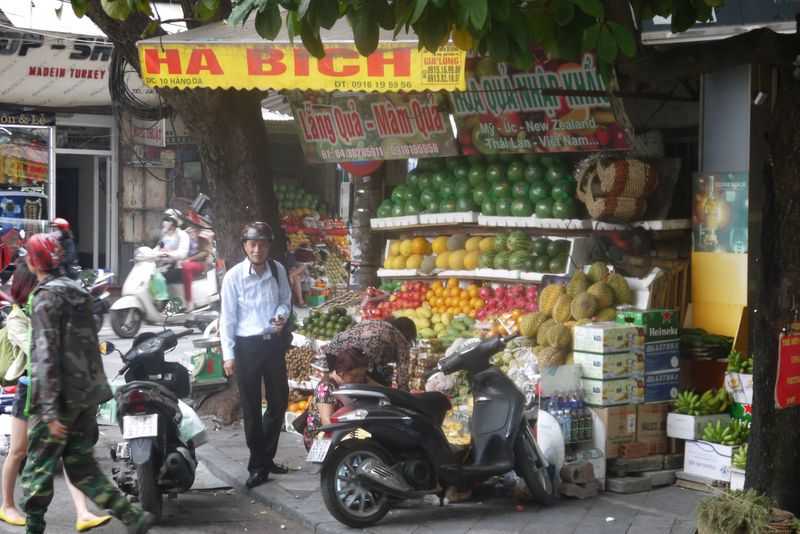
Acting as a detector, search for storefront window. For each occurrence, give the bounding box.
[56,125,111,150]
[0,126,49,186]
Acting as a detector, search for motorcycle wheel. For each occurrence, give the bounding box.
[514,423,556,504]
[111,309,142,338]
[320,441,391,528]
[93,313,104,334]
[136,457,163,518]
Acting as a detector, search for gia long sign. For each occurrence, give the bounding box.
[287,92,458,163]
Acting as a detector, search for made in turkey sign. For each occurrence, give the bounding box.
[287,92,458,163]
[450,51,630,155]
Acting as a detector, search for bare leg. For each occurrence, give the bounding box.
[0,417,27,522]
[64,465,109,523]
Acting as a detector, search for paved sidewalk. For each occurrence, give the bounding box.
[197,424,705,534]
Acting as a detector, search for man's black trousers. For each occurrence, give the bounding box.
[234,335,289,475]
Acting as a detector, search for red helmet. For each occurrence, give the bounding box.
[50,217,70,231]
[25,233,62,272]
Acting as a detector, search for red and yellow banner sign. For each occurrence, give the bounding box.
[777,332,800,408]
[138,43,466,92]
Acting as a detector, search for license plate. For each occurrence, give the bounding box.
[122,414,158,439]
[306,438,332,463]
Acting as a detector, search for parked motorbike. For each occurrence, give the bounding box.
[80,269,114,333]
[104,300,206,519]
[307,333,556,528]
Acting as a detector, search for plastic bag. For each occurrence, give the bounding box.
[149,270,169,301]
[178,400,208,447]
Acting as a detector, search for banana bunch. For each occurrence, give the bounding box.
[675,388,731,415]
[732,444,748,469]
[702,419,750,445]
[727,349,754,373]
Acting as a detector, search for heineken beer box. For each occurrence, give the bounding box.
[632,370,680,404]
[573,322,637,354]
[616,308,679,342]
[629,339,681,377]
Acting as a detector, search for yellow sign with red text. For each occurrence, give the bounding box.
[137,43,466,92]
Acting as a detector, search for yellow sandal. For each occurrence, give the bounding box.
[75,515,112,532]
[0,508,25,527]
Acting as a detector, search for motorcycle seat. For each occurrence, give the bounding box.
[338,384,452,424]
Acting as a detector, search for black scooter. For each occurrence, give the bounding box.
[103,311,200,519]
[307,334,556,528]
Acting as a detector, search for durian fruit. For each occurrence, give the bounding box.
[587,261,608,284]
[537,319,555,346]
[538,347,566,368]
[566,271,590,298]
[551,294,572,323]
[520,311,549,337]
[547,324,572,350]
[564,320,577,334]
[539,283,566,315]
[587,281,614,309]
[576,318,592,326]
[606,273,633,305]
[595,307,617,322]
[533,345,545,356]
[521,337,537,347]
[564,352,574,365]
[571,292,598,320]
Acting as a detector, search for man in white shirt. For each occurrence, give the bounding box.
[220,222,292,489]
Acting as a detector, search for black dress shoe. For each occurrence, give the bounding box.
[245,471,269,489]
[267,462,289,475]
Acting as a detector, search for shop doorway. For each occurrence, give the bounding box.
[55,154,112,270]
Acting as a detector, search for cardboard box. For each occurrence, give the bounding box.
[630,340,681,377]
[666,413,731,440]
[641,370,680,403]
[636,403,669,455]
[573,322,637,354]
[730,467,746,491]
[616,308,679,341]
[590,406,637,459]
[191,349,225,382]
[574,351,631,379]
[684,440,738,482]
[582,377,633,406]
[731,402,752,422]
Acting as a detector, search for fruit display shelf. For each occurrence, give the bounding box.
[370,216,691,232]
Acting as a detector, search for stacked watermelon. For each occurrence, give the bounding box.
[376,154,580,219]
[479,231,572,274]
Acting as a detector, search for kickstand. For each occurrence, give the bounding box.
[437,489,445,507]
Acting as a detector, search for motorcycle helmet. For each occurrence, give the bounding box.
[50,217,70,231]
[241,222,274,243]
[25,233,62,272]
[163,208,182,226]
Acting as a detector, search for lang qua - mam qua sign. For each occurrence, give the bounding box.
[287,92,458,164]
[451,50,631,155]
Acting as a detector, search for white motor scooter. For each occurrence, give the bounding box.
[109,246,220,338]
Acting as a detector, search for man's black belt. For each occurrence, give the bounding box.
[237,333,278,341]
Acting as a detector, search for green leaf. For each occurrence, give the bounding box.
[581,22,601,51]
[71,0,88,17]
[507,44,534,71]
[554,20,582,59]
[410,0,428,24]
[352,5,380,55]
[299,20,325,57]
[455,0,470,29]
[298,0,311,19]
[554,1,575,26]
[204,0,218,9]
[286,9,301,41]
[374,0,395,30]
[228,0,257,26]
[671,0,695,33]
[469,0,488,30]
[570,0,604,19]
[691,0,713,21]
[607,20,636,57]
[135,0,153,16]
[415,8,450,52]
[596,58,612,83]
[651,0,672,17]
[486,25,509,62]
[255,4,282,39]
[140,20,160,38]
[492,0,511,22]
[55,3,63,18]
[507,12,529,49]
[195,1,217,22]
[530,13,556,50]
[595,24,617,63]
[278,0,299,9]
[315,0,339,29]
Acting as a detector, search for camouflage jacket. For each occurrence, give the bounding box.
[29,275,111,422]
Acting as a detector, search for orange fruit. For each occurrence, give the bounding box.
[426,290,434,301]
[461,304,472,315]
[447,277,459,289]
[468,284,479,298]
[411,237,431,255]
[468,309,477,318]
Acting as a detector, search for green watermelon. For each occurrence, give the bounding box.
[377,200,393,218]
[507,231,532,252]
[494,251,511,270]
[439,198,457,213]
[495,198,513,216]
[494,233,509,252]
[509,250,530,270]
[510,198,533,217]
[473,182,491,205]
[404,199,423,215]
[391,203,405,217]
[478,251,497,268]
[523,256,537,272]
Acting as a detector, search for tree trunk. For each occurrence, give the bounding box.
[747,70,800,515]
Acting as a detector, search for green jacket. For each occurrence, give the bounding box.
[29,274,112,422]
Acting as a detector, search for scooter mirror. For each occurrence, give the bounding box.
[99,341,115,355]
[164,297,184,315]
[80,269,98,286]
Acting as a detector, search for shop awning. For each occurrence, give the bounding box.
[137,19,467,93]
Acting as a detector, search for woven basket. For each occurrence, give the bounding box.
[577,158,659,201]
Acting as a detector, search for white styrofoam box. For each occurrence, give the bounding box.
[377,268,420,277]
[438,269,478,279]
[581,377,634,406]
[539,364,582,396]
[666,413,731,440]
[592,219,691,232]
[476,215,523,227]
[573,322,638,354]
[518,236,594,281]
[474,268,520,281]
[730,467,745,490]
[419,212,478,225]
[684,440,738,482]
[370,215,419,229]
[725,372,754,404]
[573,351,631,380]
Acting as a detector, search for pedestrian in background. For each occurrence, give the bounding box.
[49,217,79,279]
[21,233,155,534]
[220,222,292,489]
